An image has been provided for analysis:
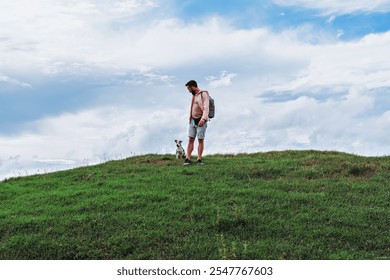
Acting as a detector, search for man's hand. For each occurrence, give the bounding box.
[198,119,206,127]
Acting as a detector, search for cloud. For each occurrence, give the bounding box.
[254,30,390,156]
[266,31,390,93]
[0,100,177,179]
[0,0,160,77]
[206,71,238,88]
[0,4,274,75]
[0,105,190,180]
[0,74,32,89]
[207,86,390,156]
[0,1,306,82]
[127,67,176,86]
[273,0,390,15]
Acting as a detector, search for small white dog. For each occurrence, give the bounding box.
[175,140,186,159]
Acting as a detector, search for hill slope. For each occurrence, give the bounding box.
[1,150,389,260]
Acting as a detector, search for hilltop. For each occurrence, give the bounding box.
[1,150,389,259]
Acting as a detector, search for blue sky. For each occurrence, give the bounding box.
[1,0,390,180]
[175,0,390,39]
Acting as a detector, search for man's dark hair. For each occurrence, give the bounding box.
[185,80,198,88]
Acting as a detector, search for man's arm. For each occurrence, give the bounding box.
[199,91,210,126]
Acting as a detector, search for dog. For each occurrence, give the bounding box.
[175,140,186,159]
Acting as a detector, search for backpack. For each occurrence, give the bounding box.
[201,91,215,119]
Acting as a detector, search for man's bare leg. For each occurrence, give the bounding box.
[186,137,195,160]
[198,139,204,161]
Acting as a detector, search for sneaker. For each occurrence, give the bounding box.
[183,158,191,166]
[196,159,204,165]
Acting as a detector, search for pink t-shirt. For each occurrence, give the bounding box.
[190,90,210,121]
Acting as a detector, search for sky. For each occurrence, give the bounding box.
[1,0,390,180]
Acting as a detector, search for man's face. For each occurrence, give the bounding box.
[186,85,196,95]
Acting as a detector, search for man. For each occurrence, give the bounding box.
[183,80,210,165]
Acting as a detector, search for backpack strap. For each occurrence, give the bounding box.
[189,94,195,122]
[200,91,210,121]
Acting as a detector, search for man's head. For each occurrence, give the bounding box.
[185,80,198,95]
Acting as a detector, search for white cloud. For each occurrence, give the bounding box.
[0,74,32,88]
[274,0,390,15]
[0,105,189,180]
[0,5,274,76]
[267,31,390,93]
[127,68,176,86]
[336,29,345,38]
[207,86,390,156]
[206,71,238,89]
[327,15,336,23]
[0,0,160,77]
[0,1,302,81]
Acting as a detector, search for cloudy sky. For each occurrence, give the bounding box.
[1,0,390,180]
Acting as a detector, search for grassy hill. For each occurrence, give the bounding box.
[1,150,389,260]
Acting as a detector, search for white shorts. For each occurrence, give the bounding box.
[188,118,208,140]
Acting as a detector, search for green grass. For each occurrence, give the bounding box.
[1,150,390,260]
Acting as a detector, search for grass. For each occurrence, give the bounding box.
[1,150,390,260]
